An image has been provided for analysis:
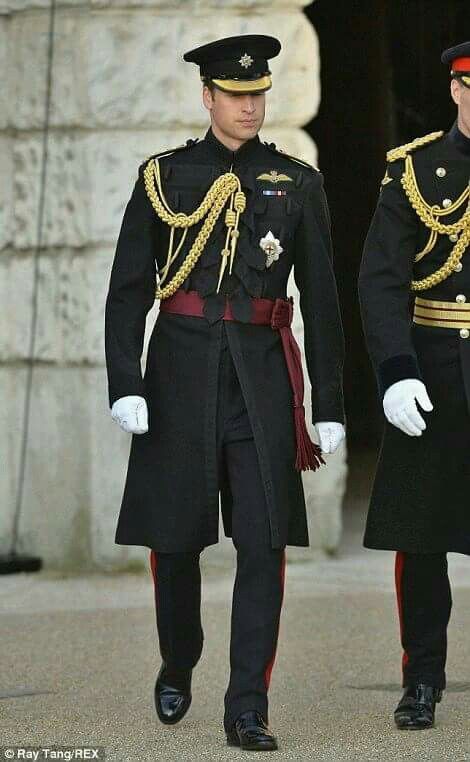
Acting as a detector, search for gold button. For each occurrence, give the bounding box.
[449,233,459,242]
[454,262,463,272]
[443,198,452,208]
[460,329,469,339]
[456,294,466,303]
[436,167,447,178]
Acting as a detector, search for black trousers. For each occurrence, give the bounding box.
[149,325,286,731]
[395,552,452,689]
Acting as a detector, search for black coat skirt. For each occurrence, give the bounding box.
[114,311,308,551]
[364,323,470,555]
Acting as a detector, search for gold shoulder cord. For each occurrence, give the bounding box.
[142,157,246,299]
[387,131,470,292]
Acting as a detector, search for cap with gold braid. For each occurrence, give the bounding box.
[183,34,281,94]
[441,41,470,89]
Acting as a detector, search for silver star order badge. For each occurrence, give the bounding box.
[259,230,283,268]
[239,53,253,69]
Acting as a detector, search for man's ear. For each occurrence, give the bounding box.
[450,78,462,106]
[202,85,213,111]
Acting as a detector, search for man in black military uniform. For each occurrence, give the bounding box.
[358,41,470,730]
[105,34,345,750]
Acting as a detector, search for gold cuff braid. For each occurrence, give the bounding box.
[142,157,246,300]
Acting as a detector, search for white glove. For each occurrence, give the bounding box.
[383,378,433,436]
[111,395,149,434]
[315,421,346,454]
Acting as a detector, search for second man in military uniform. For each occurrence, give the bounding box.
[359,41,470,730]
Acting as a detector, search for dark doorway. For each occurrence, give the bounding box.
[305,0,468,451]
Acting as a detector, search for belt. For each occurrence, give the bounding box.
[159,289,324,472]
[413,296,470,337]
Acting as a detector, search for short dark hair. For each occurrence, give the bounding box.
[202,77,217,95]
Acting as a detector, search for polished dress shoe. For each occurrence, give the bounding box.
[226,710,278,751]
[394,684,443,729]
[154,663,192,725]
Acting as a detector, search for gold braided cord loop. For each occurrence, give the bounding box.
[143,157,246,299]
[414,229,438,263]
[388,135,443,262]
[386,130,444,163]
[401,155,470,236]
[383,130,470,291]
[396,152,470,290]
[411,225,470,291]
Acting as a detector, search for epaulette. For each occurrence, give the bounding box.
[386,131,444,163]
[140,138,200,168]
[263,140,317,171]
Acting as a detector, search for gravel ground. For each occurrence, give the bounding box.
[1,502,470,761]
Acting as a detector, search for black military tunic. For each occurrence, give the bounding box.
[358,122,470,554]
[105,126,345,553]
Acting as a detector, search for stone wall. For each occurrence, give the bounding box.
[0,0,347,571]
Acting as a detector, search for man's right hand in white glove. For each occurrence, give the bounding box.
[383,378,433,437]
[111,395,149,434]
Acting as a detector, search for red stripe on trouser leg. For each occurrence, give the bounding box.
[150,550,159,609]
[264,550,286,690]
[395,551,409,673]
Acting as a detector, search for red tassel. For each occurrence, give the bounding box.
[294,405,325,472]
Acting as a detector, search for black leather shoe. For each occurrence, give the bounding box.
[226,710,278,751]
[394,684,443,730]
[154,663,192,725]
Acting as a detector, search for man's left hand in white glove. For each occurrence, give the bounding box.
[315,422,346,454]
[111,395,149,434]
[383,379,433,437]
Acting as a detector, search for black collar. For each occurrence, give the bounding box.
[203,125,261,167]
[448,121,470,156]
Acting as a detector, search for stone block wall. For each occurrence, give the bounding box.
[0,0,347,570]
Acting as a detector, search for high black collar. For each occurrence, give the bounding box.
[203,125,261,167]
[448,121,470,156]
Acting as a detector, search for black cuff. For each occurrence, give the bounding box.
[311,394,346,426]
[108,378,146,409]
[377,354,422,399]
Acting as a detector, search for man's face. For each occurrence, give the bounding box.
[203,85,266,142]
[451,77,470,135]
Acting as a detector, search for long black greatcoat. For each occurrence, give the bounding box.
[105,126,345,553]
[358,123,470,555]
